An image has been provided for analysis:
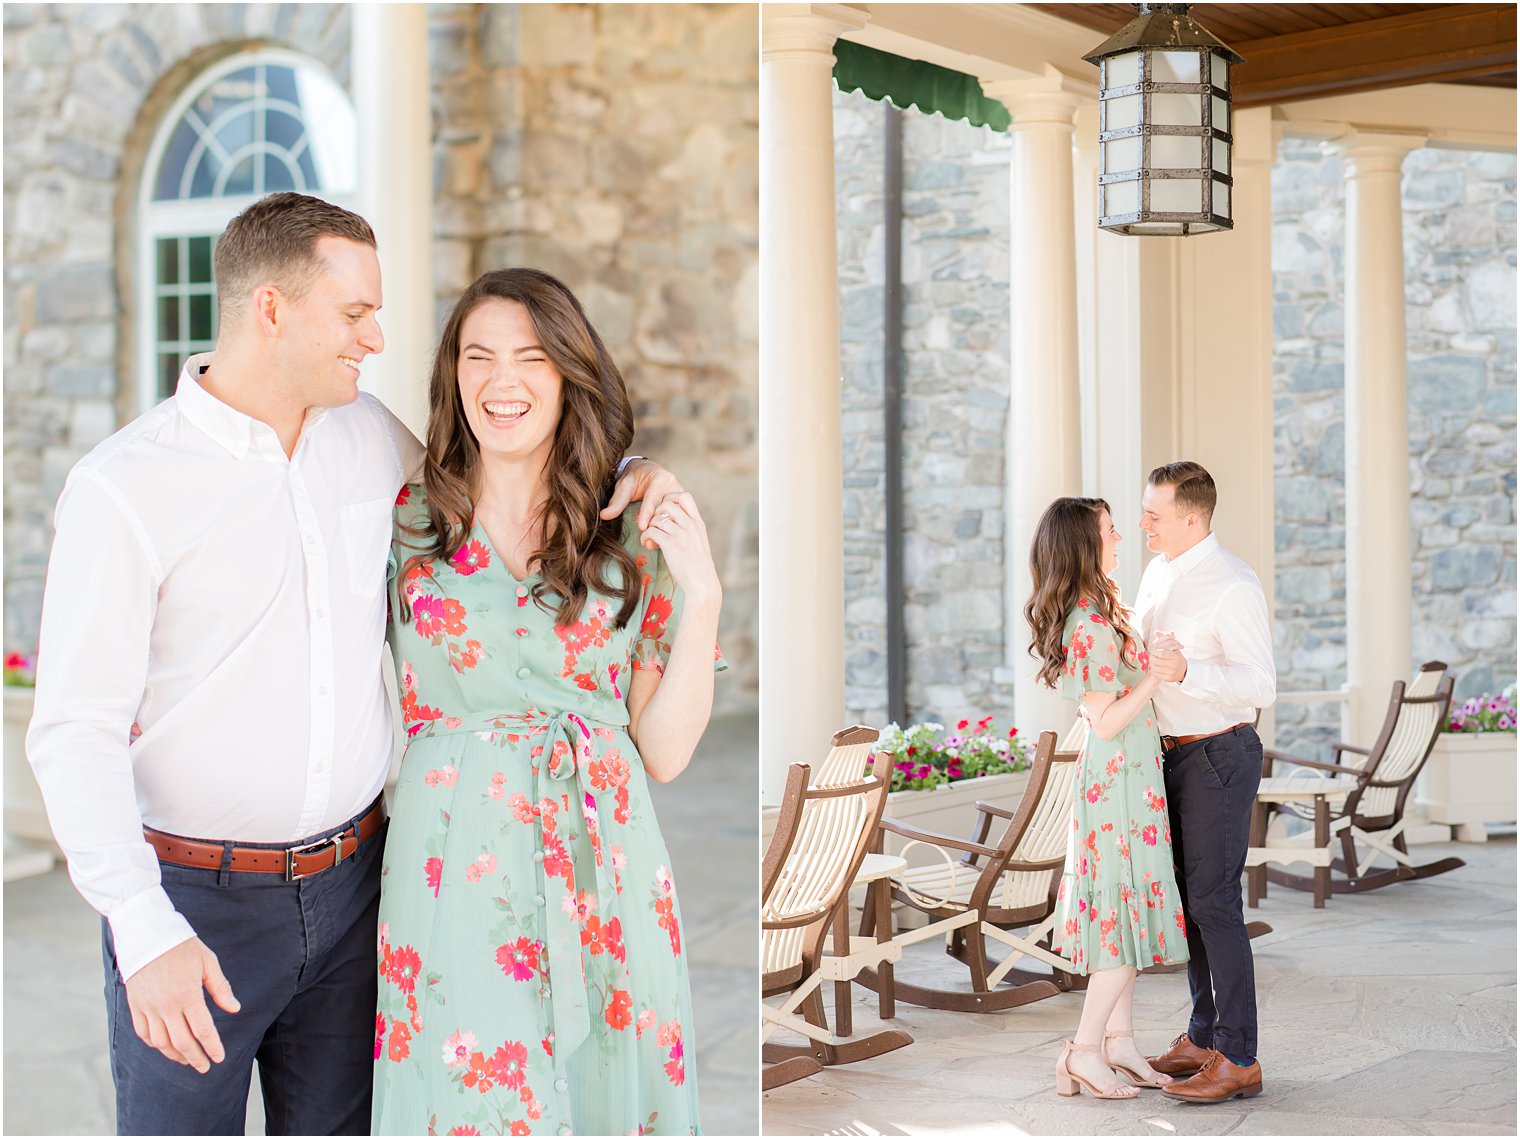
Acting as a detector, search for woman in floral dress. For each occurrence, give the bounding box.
[372,268,722,1136]
[1024,497,1189,1100]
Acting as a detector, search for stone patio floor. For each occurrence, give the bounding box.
[763,832,1517,1136]
[3,711,759,1136]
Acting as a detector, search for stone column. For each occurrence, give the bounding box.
[352,4,434,439]
[759,5,866,804]
[1337,129,1426,744]
[984,73,1087,740]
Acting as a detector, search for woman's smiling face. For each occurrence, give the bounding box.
[455,298,564,467]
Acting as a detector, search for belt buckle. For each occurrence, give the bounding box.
[285,832,346,882]
[1160,734,1178,753]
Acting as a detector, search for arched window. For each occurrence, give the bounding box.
[136,50,357,411]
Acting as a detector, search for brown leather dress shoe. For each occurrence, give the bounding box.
[1161,1051,1263,1103]
[1147,1032,1213,1078]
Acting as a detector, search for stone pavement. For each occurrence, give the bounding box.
[3,711,759,1136]
[763,834,1517,1136]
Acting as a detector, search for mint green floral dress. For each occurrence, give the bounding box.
[372,485,723,1136]
[1050,602,1189,974]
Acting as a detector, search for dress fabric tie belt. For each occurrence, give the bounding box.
[536,711,622,1087]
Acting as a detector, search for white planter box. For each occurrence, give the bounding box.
[879,770,1033,853]
[1417,732,1518,842]
[4,687,60,869]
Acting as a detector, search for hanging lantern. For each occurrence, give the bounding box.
[1083,3,1244,236]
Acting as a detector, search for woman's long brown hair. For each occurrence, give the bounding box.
[397,268,640,629]
[1024,497,1140,690]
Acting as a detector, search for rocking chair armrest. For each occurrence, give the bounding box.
[877,814,1001,860]
[1330,741,1371,757]
[972,800,1015,820]
[1260,750,1367,781]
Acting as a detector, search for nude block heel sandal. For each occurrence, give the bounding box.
[1056,1040,1139,1099]
[1103,1029,1171,1088]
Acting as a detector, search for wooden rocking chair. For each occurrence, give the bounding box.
[1258,661,1462,895]
[761,762,911,1090]
[853,730,1078,1012]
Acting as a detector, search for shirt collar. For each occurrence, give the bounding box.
[174,352,327,459]
[1163,531,1219,578]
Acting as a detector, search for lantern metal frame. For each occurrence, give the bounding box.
[1083,3,1245,236]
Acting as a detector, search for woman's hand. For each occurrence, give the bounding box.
[641,494,722,613]
[601,460,690,550]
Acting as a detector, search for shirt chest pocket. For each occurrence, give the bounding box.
[340,498,394,596]
[1168,614,1213,660]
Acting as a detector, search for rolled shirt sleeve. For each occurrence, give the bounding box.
[1176,579,1277,712]
[26,469,196,980]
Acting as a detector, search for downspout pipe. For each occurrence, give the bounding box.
[883,100,906,724]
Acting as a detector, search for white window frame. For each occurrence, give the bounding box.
[135,49,358,415]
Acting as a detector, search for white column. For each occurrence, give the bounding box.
[352,4,434,439]
[985,73,1086,741]
[759,5,866,804]
[1337,129,1426,744]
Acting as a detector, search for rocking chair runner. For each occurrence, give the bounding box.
[853,730,1079,1012]
[761,762,911,1090]
[1257,661,1462,895]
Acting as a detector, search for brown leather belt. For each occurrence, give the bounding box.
[1160,722,1251,753]
[145,798,386,882]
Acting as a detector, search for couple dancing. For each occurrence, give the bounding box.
[1025,465,1275,1104]
[28,193,720,1135]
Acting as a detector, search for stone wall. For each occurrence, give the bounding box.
[1271,137,1517,752]
[836,88,1011,726]
[3,3,759,714]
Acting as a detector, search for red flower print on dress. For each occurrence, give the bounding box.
[450,540,491,576]
[657,1019,685,1086]
[652,865,682,956]
[387,945,422,994]
[574,672,597,691]
[424,765,459,788]
[375,1013,386,1059]
[1098,665,1116,683]
[541,834,573,886]
[510,1122,531,1136]
[462,1051,495,1093]
[588,750,632,792]
[448,1128,480,1136]
[640,594,674,640]
[424,856,443,898]
[1141,824,1159,846]
[488,1040,528,1091]
[508,792,536,824]
[605,988,633,1030]
[464,852,497,883]
[636,1008,657,1038]
[1144,787,1166,812]
[395,485,412,507]
[496,937,543,982]
[387,1019,412,1061]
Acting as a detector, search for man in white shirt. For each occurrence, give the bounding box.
[1130,461,1275,1103]
[27,193,677,1134]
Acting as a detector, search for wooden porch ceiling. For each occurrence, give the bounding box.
[1029,3,1517,107]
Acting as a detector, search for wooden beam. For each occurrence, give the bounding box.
[1231,3,1516,107]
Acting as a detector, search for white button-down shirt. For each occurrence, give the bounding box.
[27,354,425,980]
[1133,532,1276,737]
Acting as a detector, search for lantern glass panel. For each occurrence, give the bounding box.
[1106,50,1141,88]
[1104,135,1143,174]
[1152,92,1202,127]
[1152,135,1202,169]
[1151,177,1202,213]
[1106,93,1142,131]
[1211,52,1230,90]
[1212,136,1231,175]
[1212,95,1230,131]
[1216,181,1231,220]
[1152,50,1201,84]
[1104,179,1140,217]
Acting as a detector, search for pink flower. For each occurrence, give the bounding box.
[450,540,491,575]
[424,856,443,897]
[1141,824,1158,847]
[442,1029,477,1069]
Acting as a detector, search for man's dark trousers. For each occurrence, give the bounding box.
[103,808,385,1136]
[1164,725,1261,1059]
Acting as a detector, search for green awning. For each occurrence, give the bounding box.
[832,40,1010,133]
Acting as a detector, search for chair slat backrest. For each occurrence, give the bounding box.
[1359,662,1455,820]
[810,724,880,788]
[761,761,888,979]
[979,731,1075,913]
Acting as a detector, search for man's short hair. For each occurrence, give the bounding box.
[212,192,376,323]
[1148,460,1216,523]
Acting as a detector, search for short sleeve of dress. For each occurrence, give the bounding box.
[626,511,728,676]
[1056,606,1125,699]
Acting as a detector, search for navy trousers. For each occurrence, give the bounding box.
[1163,725,1261,1058]
[103,806,385,1136]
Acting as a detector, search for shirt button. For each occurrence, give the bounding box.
[516,666,531,679]
[540,986,551,999]
[516,585,529,598]
[534,894,546,906]
[532,850,545,863]
[318,685,329,696]
[516,627,528,638]
[554,1078,569,1094]
[314,609,325,620]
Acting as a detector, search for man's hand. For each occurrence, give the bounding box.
[124,937,240,1073]
[600,459,687,548]
[1149,633,1188,684]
